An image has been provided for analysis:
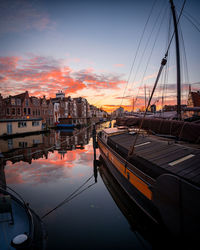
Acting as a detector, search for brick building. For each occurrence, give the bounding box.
[0,91,54,126]
[187,90,200,107]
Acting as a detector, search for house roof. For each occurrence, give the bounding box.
[4,91,29,103]
[12,91,28,100]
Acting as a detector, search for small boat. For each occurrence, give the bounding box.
[56,118,75,129]
[56,123,75,129]
[0,186,46,250]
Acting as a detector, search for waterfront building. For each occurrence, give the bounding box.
[187,90,200,107]
[113,107,124,118]
[0,91,54,136]
[40,96,54,127]
[0,118,42,137]
[184,89,200,118]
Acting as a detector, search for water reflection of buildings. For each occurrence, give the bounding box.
[0,128,92,167]
[56,129,91,159]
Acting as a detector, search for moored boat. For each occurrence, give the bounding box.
[97,126,200,237]
[98,0,200,238]
[56,123,75,129]
[0,185,46,250]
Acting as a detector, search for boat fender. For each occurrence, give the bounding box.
[11,233,29,249]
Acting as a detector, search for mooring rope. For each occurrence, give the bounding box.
[41,174,95,219]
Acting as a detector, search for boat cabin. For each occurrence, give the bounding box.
[100,128,128,143]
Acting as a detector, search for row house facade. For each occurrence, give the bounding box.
[0,91,54,126]
[185,88,200,118]
[53,92,93,125]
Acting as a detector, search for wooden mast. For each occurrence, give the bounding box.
[170,0,181,120]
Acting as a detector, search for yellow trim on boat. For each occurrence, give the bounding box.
[98,140,152,200]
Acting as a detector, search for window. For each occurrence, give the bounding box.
[11,98,15,105]
[6,108,10,115]
[8,139,13,150]
[33,139,40,144]
[17,99,21,105]
[19,142,27,148]
[25,99,29,106]
[17,108,21,115]
[28,108,31,115]
[18,121,27,128]
[24,108,26,115]
[12,108,16,115]
[32,121,39,126]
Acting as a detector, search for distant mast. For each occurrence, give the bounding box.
[170,0,181,120]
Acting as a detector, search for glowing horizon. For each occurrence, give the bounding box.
[0,0,200,113]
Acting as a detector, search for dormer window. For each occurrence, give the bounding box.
[11,98,15,105]
[17,99,21,105]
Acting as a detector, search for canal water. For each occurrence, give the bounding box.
[1,122,165,249]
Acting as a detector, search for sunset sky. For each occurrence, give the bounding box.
[0,0,200,112]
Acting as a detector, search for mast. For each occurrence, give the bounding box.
[170,0,181,120]
[144,84,147,111]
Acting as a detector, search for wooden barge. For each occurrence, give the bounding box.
[97,127,200,236]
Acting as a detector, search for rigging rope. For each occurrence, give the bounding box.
[133,3,168,110]
[161,8,172,113]
[120,0,158,107]
[182,11,200,33]
[128,0,186,156]
[41,174,95,219]
[179,24,190,105]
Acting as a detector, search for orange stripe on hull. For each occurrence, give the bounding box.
[98,140,152,200]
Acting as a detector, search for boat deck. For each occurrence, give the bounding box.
[0,198,30,250]
[107,132,200,187]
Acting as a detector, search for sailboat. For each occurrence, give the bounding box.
[97,0,200,238]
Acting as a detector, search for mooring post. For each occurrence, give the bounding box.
[92,123,97,160]
[92,123,98,182]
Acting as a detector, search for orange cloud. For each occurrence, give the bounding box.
[0,56,126,99]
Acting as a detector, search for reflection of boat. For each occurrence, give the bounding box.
[0,186,46,250]
[99,160,161,248]
[56,118,75,129]
[97,0,200,239]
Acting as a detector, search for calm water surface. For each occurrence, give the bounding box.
[1,123,162,249]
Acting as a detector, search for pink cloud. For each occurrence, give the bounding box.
[114,64,124,68]
[0,55,126,98]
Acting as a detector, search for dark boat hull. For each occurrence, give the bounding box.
[98,133,200,237]
[98,137,160,224]
[0,187,46,250]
